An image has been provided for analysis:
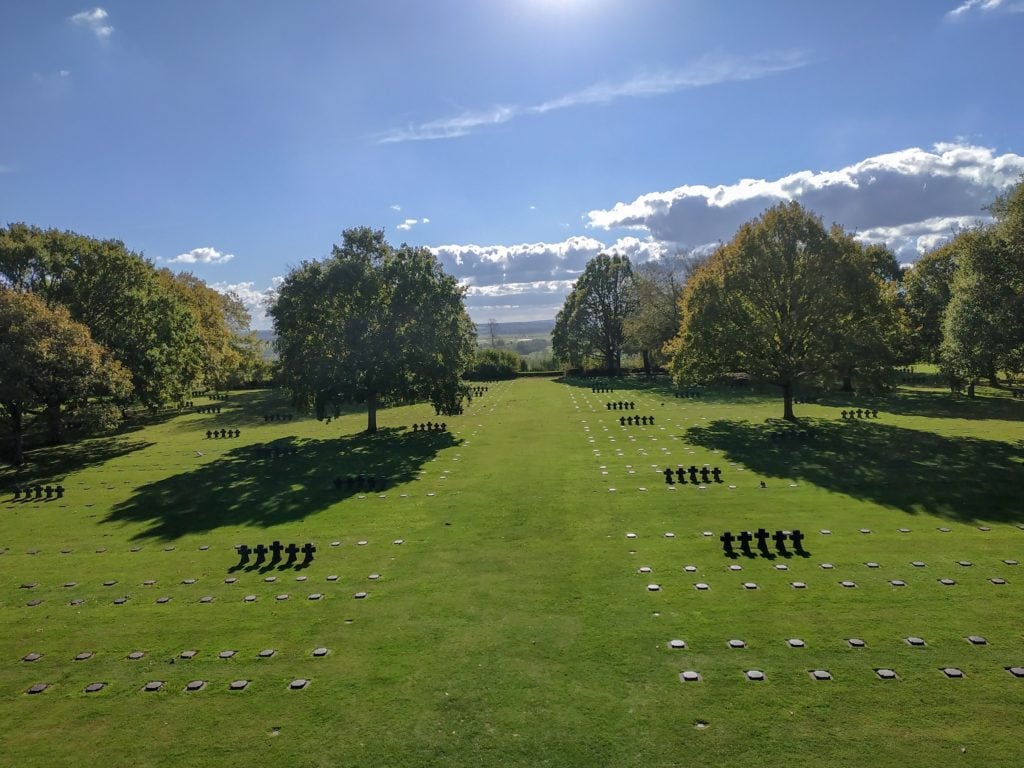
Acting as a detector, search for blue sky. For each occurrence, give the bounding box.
[2,1,1023,327]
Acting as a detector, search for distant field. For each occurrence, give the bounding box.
[2,377,1023,767]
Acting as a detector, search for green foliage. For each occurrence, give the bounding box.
[903,241,960,362]
[667,202,890,419]
[0,290,131,463]
[467,348,520,379]
[270,227,476,431]
[0,224,202,407]
[552,253,636,374]
[623,256,691,374]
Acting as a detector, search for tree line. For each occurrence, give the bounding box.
[0,224,268,463]
[553,178,1024,419]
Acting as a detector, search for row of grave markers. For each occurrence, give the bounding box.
[721,528,805,556]
[235,541,315,568]
[841,408,879,419]
[205,428,240,438]
[10,485,65,500]
[411,422,447,432]
[619,415,655,425]
[664,466,723,484]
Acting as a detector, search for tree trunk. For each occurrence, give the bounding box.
[841,374,853,392]
[642,350,652,378]
[366,393,378,433]
[967,381,976,399]
[782,381,796,421]
[45,401,63,445]
[8,407,24,465]
[987,361,1000,388]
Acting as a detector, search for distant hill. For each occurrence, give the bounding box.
[254,320,555,346]
[476,319,554,337]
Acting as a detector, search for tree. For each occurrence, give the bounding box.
[552,253,635,374]
[666,202,887,420]
[160,271,265,390]
[270,227,476,432]
[623,255,692,376]
[0,224,202,407]
[903,241,959,363]
[487,318,498,348]
[467,348,520,380]
[833,244,901,391]
[0,291,131,464]
[940,228,1024,390]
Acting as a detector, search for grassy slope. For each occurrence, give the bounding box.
[1,378,1023,767]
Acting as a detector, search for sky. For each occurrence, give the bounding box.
[2,1,1024,328]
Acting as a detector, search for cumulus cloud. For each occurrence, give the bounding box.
[70,7,113,39]
[390,204,402,211]
[168,246,236,265]
[946,0,1024,19]
[586,142,1024,258]
[210,279,281,330]
[377,51,806,143]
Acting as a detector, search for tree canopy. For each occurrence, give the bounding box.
[270,227,476,432]
[552,253,635,375]
[0,290,131,463]
[666,202,891,420]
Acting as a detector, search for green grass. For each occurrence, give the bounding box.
[1,378,1023,767]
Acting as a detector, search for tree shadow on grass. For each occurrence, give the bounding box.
[684,418,1024,524]
[103,428,459,541]
[0,436,153,486]
[871,390,1024,422]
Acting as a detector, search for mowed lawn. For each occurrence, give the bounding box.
[1,377,1023,768]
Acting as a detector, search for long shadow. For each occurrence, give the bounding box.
[0,436,153,486]
[103,428,460,540]
[871,390,1024,422]
[684,418,1024,524]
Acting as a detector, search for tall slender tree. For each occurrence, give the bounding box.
[552,253,635,374]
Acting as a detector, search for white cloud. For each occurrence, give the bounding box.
[397,217,430,231]
[946,0,1024,19]
[377,51,806,143]
[586,142,1024,257]
[390,204,402,211]
[210,279,281,330]
[168,246,236,265]
[70,7,113,39]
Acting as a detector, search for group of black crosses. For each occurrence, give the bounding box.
[11,485,65,501]
[195,405,222,414]
[234,541,315,569]
[264,413,294,422]
[411,422,448,433]
[664,466,722,485]
[720,528,807,557]
[841,408,879,419]
[205,428,241,439]
[620,415,655,426]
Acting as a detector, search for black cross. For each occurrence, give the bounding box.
[300,542,316,566]
[720,531,735,554]
[754,528,770,554]
[253,544,268,565]
[269,540,284,564]
[789,529,806,553]
[737,530,753,555]
[663,468,675,484]
[284,543,299,566]
[772,530,788,554]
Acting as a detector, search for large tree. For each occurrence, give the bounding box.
[903,240,960,363]
[552,253,635,374]
[623,255,693,376]
[270,227,476,432]
[666,202,889,420]
[0,224,202,407]
[160,271,266,390]
[0,290,131,464]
